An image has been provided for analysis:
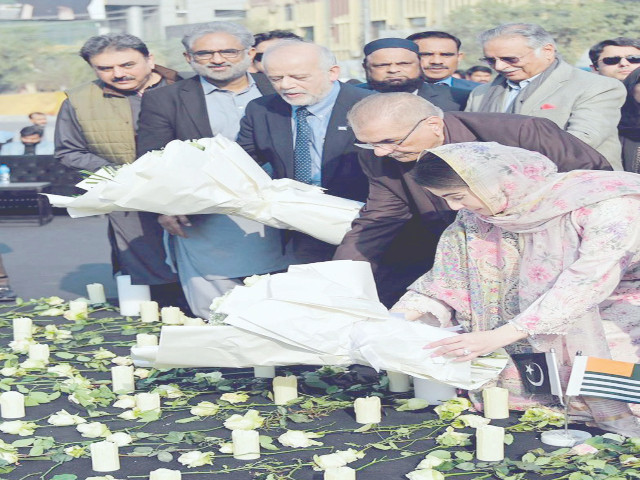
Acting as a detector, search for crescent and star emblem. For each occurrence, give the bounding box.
[525,362,545,387]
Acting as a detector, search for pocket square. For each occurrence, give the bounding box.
[540,103,557,110]
[338,126,348,131]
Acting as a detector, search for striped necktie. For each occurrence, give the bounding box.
[294,107,312,184]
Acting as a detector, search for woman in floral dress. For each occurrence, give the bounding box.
[392,141,640,436]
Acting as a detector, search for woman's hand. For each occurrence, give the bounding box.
[424,324,527,362]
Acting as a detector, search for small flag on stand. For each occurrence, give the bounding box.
[566,356,640,403]
[512,351,563,401]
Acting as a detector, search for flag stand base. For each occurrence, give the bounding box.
[541,429,592,447]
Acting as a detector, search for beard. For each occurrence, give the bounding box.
[366,76,423,93]
[190,55,252,83]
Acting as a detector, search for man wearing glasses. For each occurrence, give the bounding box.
[589,37,640,82]
[333,92,612,306]
[465,23,626,170]
[136,22,290,319]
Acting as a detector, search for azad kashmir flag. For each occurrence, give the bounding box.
[512,351,564,402]
[566,356,640,403]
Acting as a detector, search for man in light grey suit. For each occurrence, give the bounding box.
[465,23,626,170]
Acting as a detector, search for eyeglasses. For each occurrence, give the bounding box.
[600,55,640,66]
[254,52,264,62]
[355,117,428,151]
[190,49,245,61]
[479,50,535,66]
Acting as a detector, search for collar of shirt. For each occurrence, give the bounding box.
[506,71,541,91]
[199,73,255,95]
[292,81,341,119]
[101,69,166,98]
[434,76,453,86]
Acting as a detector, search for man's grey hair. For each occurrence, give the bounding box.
[262,40,337,70]
[347,92,443,132]
[80,33,149,63]
[479,23,557,51]
[181,21,254,51]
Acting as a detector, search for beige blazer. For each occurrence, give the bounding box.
[465,61,626,170]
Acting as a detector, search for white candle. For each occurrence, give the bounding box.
[386,371,411,392]
[273,376,298,405]
[325,466,357,480]
[68,299,89,315]
[354,396,382,424]
[90,440,120,471]
[476,425,505,461]
[87,283,107,304]
[150,469,182,480]
[28,343,50,363]
[232,429,260,460]
[482,386,509,419]
[161,306,182,325]
[254,366,276,378]
[136,333,158,347]
[413,377,457,405]
[135,392,160,412]
[111,366,135,393]
[139,301,160,323]
[12,317,32,341]
[116,275,151,316]
[0,391,25,419]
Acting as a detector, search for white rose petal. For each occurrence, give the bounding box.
[47,364,77,377]
[457,414,491,429]
[107,432,133,446]
[93,348,116,360]
[76,421,111,438]
[416,455,445,469]
[0,420,37,436]
[219,442,233,454]
[64,445,86,458]
[48,410,86,426]
[313,449,364,471]
[113,395,137,409]
[8,338,34,354]
[177,450,214,468]
[278,430,323,448]
[0,367,18,377]
[223,409,264,431]
[117,410,137,420]
[134,368,150,379]
[220,392,249,404]
[190,401,220,417]
[112,356,133,366]
[406,469,445,480]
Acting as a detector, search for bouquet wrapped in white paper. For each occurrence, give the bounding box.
[44,136,362,245]
[131,261,507,390]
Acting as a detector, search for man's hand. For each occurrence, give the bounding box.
[158,215,191,238]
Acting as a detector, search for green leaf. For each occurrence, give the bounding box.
[456,462,476,471]
[132,447,155,456]
[371,443,393,450]
[287,413,312,423]
[175,416,201,424]
[54,352,75,359]
[429,450,452,460]
[504,433,514,445]
[522,452,536,463]
[51,475,78,480]
[157,451,174,462]
[164,431,185,443]
[456,451,474,461]
[259,435,279,451]
[11,438,35,447]
[29,446,44,456]
[353,423,373,433]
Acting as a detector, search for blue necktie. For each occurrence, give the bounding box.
[294,107,312,184]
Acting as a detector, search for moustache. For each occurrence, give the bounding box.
[113,77,136,82]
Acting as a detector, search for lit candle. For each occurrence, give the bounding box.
[86,283,107,304]
[136,333,158,347]
[0,391,25,419]
[232,429,260,460]
[482,386,509,419]
[273,376,298,405]
[476,425,505,461]
[90,440,120,472]
[12,317,32,341]
[254,366,276,378]
[135,392,161,412]
[354,396,382,424]
[68,299,89,315]
[28,343,50,363]
[116,275,151,316]
[111,366,135,393]
[139,301,159,323]
[386,371,411,392]
[149,469,182,480]
[325,466,357,480]
[161,306,182,325]
[413,377,457,405]
[182,316,204,326]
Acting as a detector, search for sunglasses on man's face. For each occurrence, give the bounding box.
[600,55,640,66]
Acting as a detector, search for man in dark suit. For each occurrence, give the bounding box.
[237,40,372,263]
[358,38,462,112]
[407,31,479,109]
[333,93,612,305]
[136,22,289,319]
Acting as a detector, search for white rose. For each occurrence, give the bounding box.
[45,296,65,305]
[113,395,137,409]
[406,469,445,480]
[9,338,34,354]
[177,450,214,468]
[107,432,133,446]
[190,401,220,417]
[0,420,37,436]
[76,422,110,438]
[416,455,445,469]
[194,372,223,383]
[117,410,137,420]
[44,325,72,341]
[93,348,116,360]
[85,476,116,480]
[64,445,86,458]
[220,392,249,404]
[40,307,65,316]
[0,367,18,376]
[219,442,233,454]
[134,368,150,379]
[47,364,77,377]
[456,414,491,429]
[20,358,46,369]
[48,410,86,426]
[154,384,183,398]
[63,310,87,321]
[112,356,133,366]
[313,449,364,471]
[278,430,323,448]
[223,409,264,431]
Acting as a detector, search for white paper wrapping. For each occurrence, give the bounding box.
[130,261,507,390]
[44,136,362,245]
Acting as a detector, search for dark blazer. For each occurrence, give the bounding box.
[357,81,462,112]
[333,112,613,305]
[237,82,372,202]
[137,74,275,155]
[448,77,480,110]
